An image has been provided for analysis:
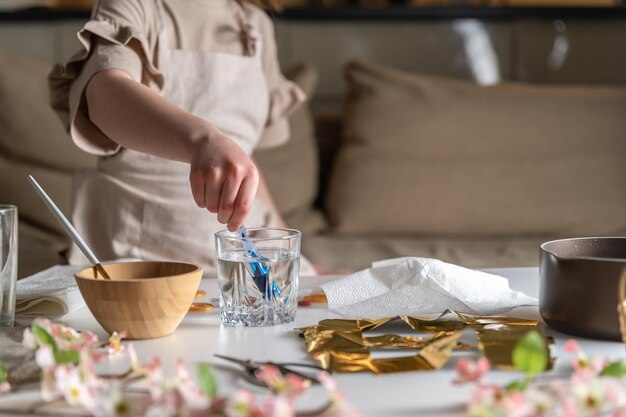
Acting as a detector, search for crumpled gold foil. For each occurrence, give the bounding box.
[303,328,461,374]
[298,313,550,374]
[401,312,538,332]
[477,325,554,371]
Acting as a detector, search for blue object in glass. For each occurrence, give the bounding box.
[238,226,282,298]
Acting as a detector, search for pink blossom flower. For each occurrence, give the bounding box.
[613,407,626,417]
[265,395,293,417]
[227,389,258,417]
[0,382,10,393]
[175,360,209,410]
[316,371,337,393]
[468,384,501,410]
[256,365,284,391]
[106,331,127,354]
[565,340,580,354]
[285,374,308,397]
[605,378,626,405]
[523,388,554,416]
[146,358,166,402]
[20,320,362,417]
[162,388,185,415]
[454,357,491,385]
[85,380,128,417]
[126,343,141,373]
[561,396,580,417]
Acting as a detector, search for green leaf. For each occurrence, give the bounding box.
[600,360,626,377]
[197,363,218,399]
[32,325,57,351]
[54,349,80,365]
[511,330,549,376]
[0,360,7,383]
[504,379,529,392]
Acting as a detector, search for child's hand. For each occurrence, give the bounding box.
[188,129,259,232]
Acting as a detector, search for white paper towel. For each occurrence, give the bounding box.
[321,257,538,319]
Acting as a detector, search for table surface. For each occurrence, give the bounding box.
[3,267,626,417]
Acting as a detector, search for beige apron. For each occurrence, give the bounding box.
[69,0,275,273]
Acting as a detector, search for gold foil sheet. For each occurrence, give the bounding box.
[401,312,538,332]
[299,314,550,374]
[477,325,553,371]
[309,331,462,374]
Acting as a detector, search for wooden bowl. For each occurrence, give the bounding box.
[75,261,202,340]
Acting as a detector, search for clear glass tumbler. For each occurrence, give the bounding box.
[215,228,300,326]
[0,205,17,326]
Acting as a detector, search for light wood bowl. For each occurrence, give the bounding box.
[75,261,202,340]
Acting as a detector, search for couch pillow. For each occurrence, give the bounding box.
[254,64,321,223]
[326,60,626,236]
[0,48,96,172]
[0,154,72,236]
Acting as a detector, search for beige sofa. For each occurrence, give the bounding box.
[1,46,625,278]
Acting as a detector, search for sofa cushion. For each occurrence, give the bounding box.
[0,154,72,236]
[254,64,325,230]
[18,221,67,278]
[302,234,550,272]
[0,48,96,172]
[326,60,626,237]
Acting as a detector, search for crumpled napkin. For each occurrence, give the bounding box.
[16,258,143,319]
[15,264,88,318]
[321,257,538,319]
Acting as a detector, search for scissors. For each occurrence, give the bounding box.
[216,355,332,416]
[215,354,327,388]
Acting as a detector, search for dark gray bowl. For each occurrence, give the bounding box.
[539,237,626,341]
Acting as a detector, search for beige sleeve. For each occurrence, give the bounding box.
[256,14,306,150]
[48,0,162,156]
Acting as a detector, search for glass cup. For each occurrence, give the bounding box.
[215,228,300,326]
[0,205,17,326]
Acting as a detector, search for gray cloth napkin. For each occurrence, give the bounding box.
[16,264,88,319]
[0,325,39,386]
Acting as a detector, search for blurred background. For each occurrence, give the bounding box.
[1,0,625,277]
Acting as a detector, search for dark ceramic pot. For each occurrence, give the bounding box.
[539,237,626,341]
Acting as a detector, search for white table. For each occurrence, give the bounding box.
[5,268,626,416]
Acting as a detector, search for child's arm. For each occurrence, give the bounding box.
[86,67,257,232]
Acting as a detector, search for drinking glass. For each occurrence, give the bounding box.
[0,205,17,326]
[215,228,300,326]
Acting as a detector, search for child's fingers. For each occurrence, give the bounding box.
[227,176,258,232]
[189,171,206,208]
[204,169,223,214]
[217,174,242,225]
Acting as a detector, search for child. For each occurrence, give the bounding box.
[49,0,309,273]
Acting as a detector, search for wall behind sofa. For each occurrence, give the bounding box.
[2,11,626,112]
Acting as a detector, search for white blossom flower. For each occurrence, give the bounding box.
[55,365,95,408]
[88,380,128,417]
[35,345,55,369]
[22,327,37,350]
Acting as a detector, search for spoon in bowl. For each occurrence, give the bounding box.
[28,175,111,280]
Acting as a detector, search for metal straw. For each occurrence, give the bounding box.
[27,175,111,280]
